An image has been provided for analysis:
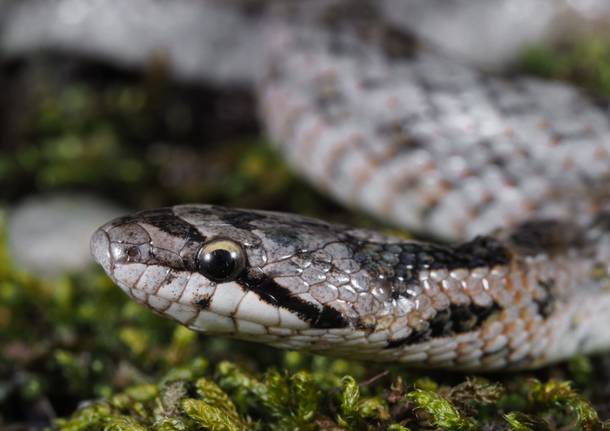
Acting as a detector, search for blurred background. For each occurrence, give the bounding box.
[3,1,610,430]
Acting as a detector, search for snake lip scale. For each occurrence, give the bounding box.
[90,3,610,370]
[91,205,610,371]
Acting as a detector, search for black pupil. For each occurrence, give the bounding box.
[201,248,237,280]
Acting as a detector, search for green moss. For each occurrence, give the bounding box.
[504,411,550,431]
[47,358,610,431]
[407,389,477,431]
[181,398,247,431]
[527,379,603,430]
[337,375,360,427]
[521,35,610,96]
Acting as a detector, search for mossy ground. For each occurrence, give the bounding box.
[2,34,610,430]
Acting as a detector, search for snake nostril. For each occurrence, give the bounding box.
[126,246,140,260]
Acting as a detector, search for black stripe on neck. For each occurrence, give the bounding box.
[236,269,348,329]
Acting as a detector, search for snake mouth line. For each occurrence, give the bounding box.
[97,259,318,335]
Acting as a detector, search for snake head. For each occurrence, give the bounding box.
[90,205,369,345]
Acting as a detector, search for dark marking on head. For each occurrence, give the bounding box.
[107,215,136,228]
[166,205,268,234]
[385,301,501,349]
[134,208,206,242]
[210,207,267,231]
[236,270,348,329]
[263,227,306,250]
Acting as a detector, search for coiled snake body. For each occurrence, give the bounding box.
[90,1,610,370]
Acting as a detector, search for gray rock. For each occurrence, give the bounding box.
[0,0,268,86]
[8,194,125,276]
[381,0,610,68]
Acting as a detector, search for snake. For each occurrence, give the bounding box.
[84,0,610,370]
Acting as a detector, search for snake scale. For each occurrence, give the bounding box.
[88,1,610,370]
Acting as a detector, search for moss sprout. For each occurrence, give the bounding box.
[181,398,247,431]
[407,389,477,431]
[521,35,610,96]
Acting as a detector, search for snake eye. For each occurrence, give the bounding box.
[197,239,246,282]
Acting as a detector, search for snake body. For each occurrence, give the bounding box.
[89,1,610,370]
